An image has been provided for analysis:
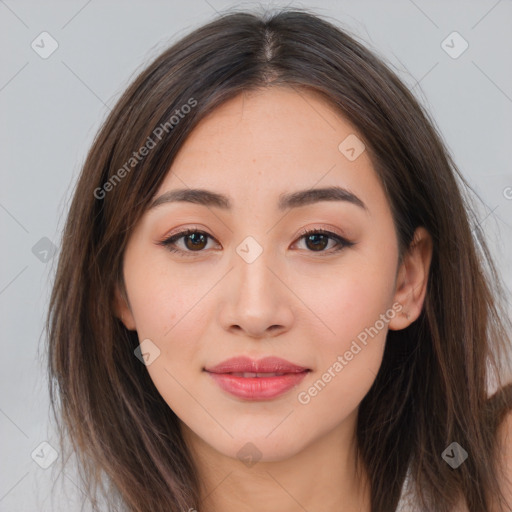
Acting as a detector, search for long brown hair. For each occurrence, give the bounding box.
[45,7,512,511]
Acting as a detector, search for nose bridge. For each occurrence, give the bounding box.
[234,233,277,305]
[221,231,292,337]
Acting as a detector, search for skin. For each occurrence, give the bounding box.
[115,86,433,512]
[494,411,512,511]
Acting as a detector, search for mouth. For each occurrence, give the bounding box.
[204,356,311,400]
[228,372,290,377]
[204,355,310,374]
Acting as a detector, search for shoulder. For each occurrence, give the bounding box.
[400,407,512,512]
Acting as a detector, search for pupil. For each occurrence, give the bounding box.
[186,233,206,250]
[307,234,327,251]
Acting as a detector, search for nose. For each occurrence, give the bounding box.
[218,244,294,339]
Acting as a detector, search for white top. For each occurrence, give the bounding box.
[395,468,416,511]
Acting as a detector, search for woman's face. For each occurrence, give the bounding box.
[116,86,411,463]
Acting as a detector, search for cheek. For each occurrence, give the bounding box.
[123,249,222,400]
[124,258,210,413]
[307,259,397,345]
[295,275,394,419]
[301,245,398,392]
[123,246,207,340]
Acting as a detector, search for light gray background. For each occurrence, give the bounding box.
[1,0,511,510]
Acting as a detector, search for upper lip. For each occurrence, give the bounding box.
[204,356,310,374]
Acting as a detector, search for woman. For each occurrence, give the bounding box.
[46,7,512,512]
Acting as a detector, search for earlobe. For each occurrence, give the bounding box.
[388,227,433,331]
[113,284,137,331]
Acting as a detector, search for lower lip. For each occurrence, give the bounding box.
[206,371,309,400]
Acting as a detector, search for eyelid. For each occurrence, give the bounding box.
[158,226,220,257]
[158,224,355,256]
[292,226,355,253]
[294,224,349,242]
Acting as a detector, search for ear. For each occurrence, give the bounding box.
[388,227,433,331]
[113,283,137,331]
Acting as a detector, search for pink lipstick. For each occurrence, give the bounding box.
[204,356,310,400]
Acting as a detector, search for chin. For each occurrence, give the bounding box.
[208,430,306,464]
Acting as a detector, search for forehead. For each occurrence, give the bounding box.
[155,87,387,216]
[174,86,357,164]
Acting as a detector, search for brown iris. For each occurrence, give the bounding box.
[183,232,208,251]
[304,233,329,251]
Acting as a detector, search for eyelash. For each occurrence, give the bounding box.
[158,227,354,257]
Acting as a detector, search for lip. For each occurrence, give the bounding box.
[204,356,310,400]
[205,356,309,374]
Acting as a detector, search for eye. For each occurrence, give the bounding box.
[158,227,354,257]
[294,228,354,254]
[158,228,219,257]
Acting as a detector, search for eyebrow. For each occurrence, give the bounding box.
[148,186,367,212]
